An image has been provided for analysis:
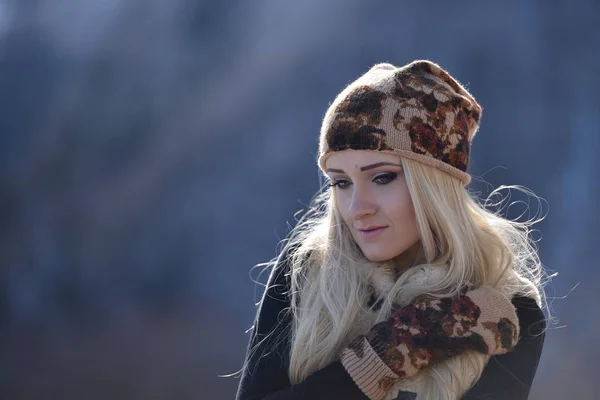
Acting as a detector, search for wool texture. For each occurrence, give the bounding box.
[318,60,482,184]
[339,285,519,400]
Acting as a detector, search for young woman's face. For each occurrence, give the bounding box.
[325,150,420,263]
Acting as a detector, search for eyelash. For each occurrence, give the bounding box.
[329,172,398,189]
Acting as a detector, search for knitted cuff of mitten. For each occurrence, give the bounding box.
[340,337,399,400]
[339,286,519,400]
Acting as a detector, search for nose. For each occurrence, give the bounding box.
[348,185,378,221]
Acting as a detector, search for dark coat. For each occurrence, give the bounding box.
[235,249,546,400]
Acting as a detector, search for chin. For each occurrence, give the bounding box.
[361,249,395,263]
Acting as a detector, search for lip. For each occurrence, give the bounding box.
[357,226,388,239]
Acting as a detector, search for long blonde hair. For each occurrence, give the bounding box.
[279,157,548,398]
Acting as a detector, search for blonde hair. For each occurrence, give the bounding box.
[278,157,548,398]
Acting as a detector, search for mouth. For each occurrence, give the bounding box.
[357,226,388,239]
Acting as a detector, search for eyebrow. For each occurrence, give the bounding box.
[326,162,402,174]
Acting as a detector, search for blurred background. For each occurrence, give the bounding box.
[0,1,598,399]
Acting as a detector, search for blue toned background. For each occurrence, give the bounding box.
[0,1,598,399]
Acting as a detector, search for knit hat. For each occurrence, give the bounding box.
[318,60,482,185]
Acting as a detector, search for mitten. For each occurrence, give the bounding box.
[339,285,519,400]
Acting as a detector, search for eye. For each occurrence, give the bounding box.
[373,172,398,185]
[329,179,351,189]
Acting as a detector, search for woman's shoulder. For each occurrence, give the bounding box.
[265,241,313,296]
[511,295,547,342]
[263,244,295,300]
[461,294,546,399]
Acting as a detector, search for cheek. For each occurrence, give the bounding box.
[333,192,352,223]
[385,187,419,239]
[384,188,414,221]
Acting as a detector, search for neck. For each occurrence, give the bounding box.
[392,241,426,275]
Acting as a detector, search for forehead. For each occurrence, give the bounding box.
[325,150,401,169]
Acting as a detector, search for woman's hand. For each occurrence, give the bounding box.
[339,286,519,400]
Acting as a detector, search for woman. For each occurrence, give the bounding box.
[235,60,548,400]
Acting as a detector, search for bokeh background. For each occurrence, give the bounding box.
[0,1,598,399]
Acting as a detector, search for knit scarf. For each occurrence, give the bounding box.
[352,263,515,400]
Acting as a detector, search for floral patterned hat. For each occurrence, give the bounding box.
[318,60,482,185]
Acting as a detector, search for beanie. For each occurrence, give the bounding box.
[318,60,482,184]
